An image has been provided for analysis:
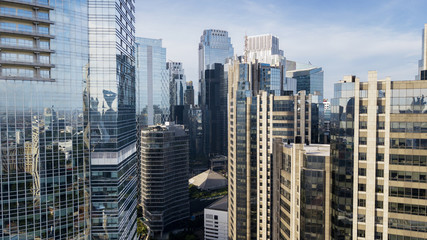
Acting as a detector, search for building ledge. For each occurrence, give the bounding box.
[1,0,54,11]
[0,13,54,24]
[0,60,54,68]
[0,29,55,39]
[0,76,54,82]
[0,44,54,53]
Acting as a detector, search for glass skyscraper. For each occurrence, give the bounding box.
[286,66,324,101]
[0,0,90,239]
[136,37,168,126]
[88,0,138,239]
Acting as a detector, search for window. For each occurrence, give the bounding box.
[376,185,383,193]
[375,201,383,209]
[357,230,365,238]
[39,41,49,49]
[376,169,384,178]
[358,168,366,176]
[358,199,366,207]
[358,184,366,192]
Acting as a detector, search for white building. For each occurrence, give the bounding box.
[204,196,228,240]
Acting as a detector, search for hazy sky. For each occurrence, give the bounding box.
[135,0,427,99]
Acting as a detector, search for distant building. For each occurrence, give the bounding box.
[210,155,227,172]
[168,61,186,124]
[272,139,331,240]
[140,122,190,238]
[417,23,427,80]
[286,64,324,101]
[136,37,169,126]
[184,81,195,106]
[205,196,228,240]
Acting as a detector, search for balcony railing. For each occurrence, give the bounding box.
[0,59,54,68]
[0,28,54,39]
[0,44,54,53]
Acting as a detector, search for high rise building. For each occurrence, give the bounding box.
[204,63,228,156]
[140,122,190,238]
[136,37,168,126]
[227,57,313,240]
[246,34,284,66]
[198,29,233,161]
[331,72,427,240]
[286,64,324,101]
[184,81,195,106]
[418,23,427,80]
[198,29,234,105]
[88,0,138,239]
[167,61,186,124]
[272,140,331,240]
[0,0,90,239]
[167,61,185,106]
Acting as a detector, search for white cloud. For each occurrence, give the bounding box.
[135,1,423,99]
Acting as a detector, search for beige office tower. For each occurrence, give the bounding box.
[227,57,312,240]
[330,71,427,240]
[272,139,331,240]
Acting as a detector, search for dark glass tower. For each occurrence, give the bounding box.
[0,0,90,238]
[88,0,137,239]
[330,76,356,240]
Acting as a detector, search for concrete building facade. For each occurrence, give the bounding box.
[205,196,228,240]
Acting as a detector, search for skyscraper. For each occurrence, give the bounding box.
[286,64,324,101]
[184,81,195,107]
[272,140,331,240]
[331,72,427,240]
[198,29,233,160]
[199,29,234,105]
[167,61,186,124]
[246,34,285,66]
[227,57,313,240]
[88,0,138,239]
[136,37,168,126]
[140,122,190,238]
[0,0,90,238]
[418,23,427,80]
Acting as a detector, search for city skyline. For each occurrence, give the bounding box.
[135,0,427,99]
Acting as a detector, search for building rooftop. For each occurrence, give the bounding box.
[284,143,330,157]
[206,195,228,212]
[189,169,227,191]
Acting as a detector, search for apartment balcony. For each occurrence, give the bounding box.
[0,59,54,68]
[1,0,54,11]
[0,12,54,25]
[0,44,54,53]
[0,28,55,39]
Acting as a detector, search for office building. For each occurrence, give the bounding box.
[184,81,195,106]
[167,61,185,123]
[198,29,234,105]
[136,37,168,126]
[88,0,138,239]
[140,122,189,238]
[227,57,313,240]
[0,0,90,239]
[331,72,427,240]
[246,34,284,66]
[204,63,228,156]
[205,196,228,240]
[286,64,324,101]
[272,140,331,240]
[418,23,427,80]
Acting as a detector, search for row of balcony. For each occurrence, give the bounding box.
[0,27,54,39]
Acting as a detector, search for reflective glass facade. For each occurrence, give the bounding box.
[286,67,324,101]
[88,0,137,239]
[330,78,355,240]
[136,38,168,126]
[0,0,90,239]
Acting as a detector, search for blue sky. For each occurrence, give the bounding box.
[135,0,427,99]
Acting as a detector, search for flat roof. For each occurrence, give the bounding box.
[284,143,330,157]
